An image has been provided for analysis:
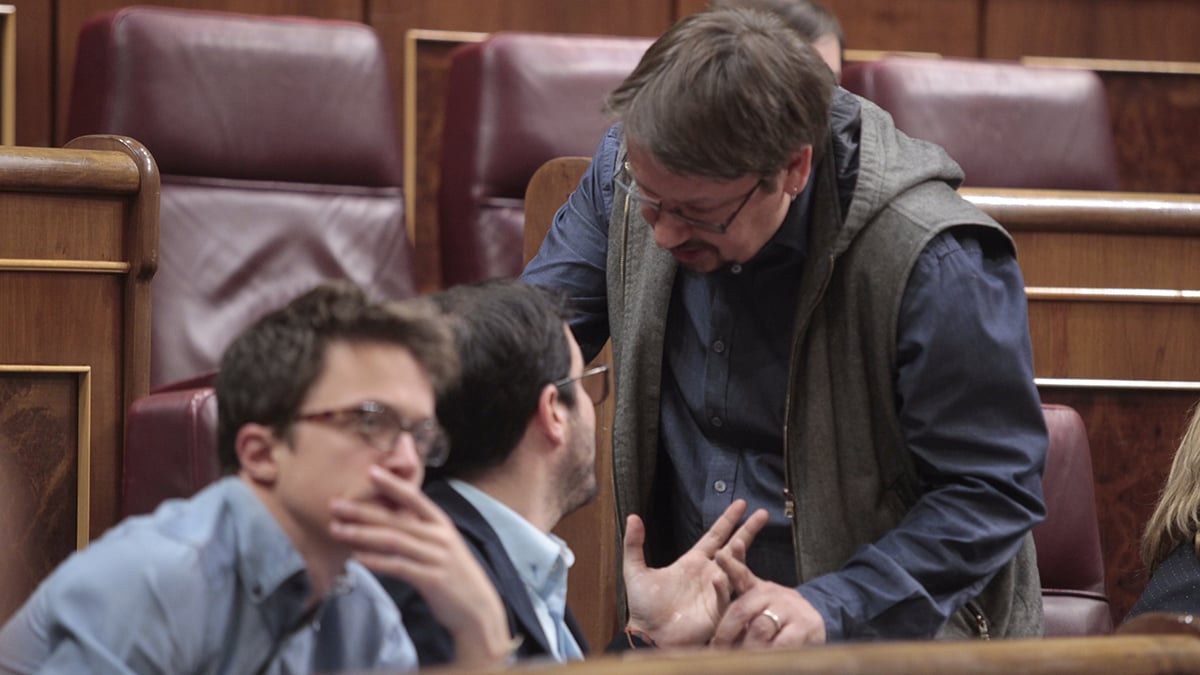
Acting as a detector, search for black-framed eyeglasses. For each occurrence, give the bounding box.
[553,364,610,406]
[614,161,759,235]
[293,401,449,467]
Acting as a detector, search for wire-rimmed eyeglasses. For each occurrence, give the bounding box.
[294,401,449,467]
[553,364,610,406]
[614,161,759,235]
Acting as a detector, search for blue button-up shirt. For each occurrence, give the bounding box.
[0,478,416,674]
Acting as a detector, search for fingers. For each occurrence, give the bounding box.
[715,545,758,597]
[742,609,782,647]
[728,508,769,557]
[623,514,647,572]
[692,499,748,558]
[710,590,769,648]
[365,466,447,523]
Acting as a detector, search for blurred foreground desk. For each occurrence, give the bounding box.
[432,615,1200,675]
[0,135,157,622]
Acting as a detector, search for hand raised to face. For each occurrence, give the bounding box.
[329,466,512,667]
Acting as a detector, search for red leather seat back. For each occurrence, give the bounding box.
[842,57,1120,191]
[67,7,416,388]
[1034,404,1114,636]
[438,32,652,287]
[122,378,219,518]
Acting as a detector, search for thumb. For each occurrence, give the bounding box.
[623,514,647,573]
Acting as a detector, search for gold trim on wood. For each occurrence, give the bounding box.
[0,5,13,145]
[0,365,93,549]
[845,48,942,62]
[1027,287,1200,303]
[1036,377,1200,391]
[1022,55,1200,76]
[0,259,131,273]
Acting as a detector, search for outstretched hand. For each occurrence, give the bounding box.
[329,466,511,667]
[623,499,769,647]
[709,539,826,649]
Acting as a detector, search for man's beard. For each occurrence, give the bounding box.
[555,415,598,518]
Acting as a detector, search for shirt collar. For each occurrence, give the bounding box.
[447,479,573,596]
[226,477,333,609]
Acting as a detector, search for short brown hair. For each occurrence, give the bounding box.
[606,8,833,183]
[215,282,457,473]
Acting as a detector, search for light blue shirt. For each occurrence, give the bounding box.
[0,477,416,675]
[447,479,581,662]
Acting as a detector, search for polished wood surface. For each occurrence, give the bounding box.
[524,157,620,652]
[0,135,157,623]
[985,0,1200,61]
[435,632,1200,674]
[404,29,486,294]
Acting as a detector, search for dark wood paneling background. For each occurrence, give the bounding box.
[24,0,1200,148]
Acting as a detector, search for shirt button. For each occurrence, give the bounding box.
[714,480,727,493]
[712,339,725,354]
[730,264,743,274]
[711,416,723,428]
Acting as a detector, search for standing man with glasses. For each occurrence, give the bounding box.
[0,283,510,674]
[523,8,1047,646]
[383,279,768,665]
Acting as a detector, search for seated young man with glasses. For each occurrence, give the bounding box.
[0,283,510,674]
[381,279,768,666]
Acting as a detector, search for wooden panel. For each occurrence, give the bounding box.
[53,0,364,146]
[815,0,980,57]
[0,135,156,621]
[404,30,486,293]
[1039,386,1198,626]
[1028,300,1200,381]
[680,0,980,56]
[1102,68,1200,194]
[967,188,1200,381]
[985,0,1200,61]
[15,0,52,148]
[526,157,618,652]
[0,368,89,621]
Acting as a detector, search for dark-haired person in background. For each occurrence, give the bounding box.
[0,283,510,674]
[382,279,768,665]
[711,0,845,80]
[523,8,1047,646]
